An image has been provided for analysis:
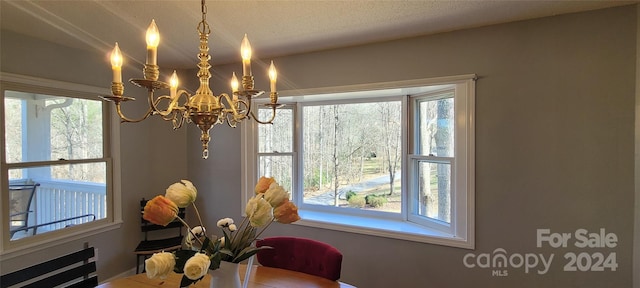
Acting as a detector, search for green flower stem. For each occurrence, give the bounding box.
[229,217,249,246]
[251,218,275,242]
[175,215,204,247]
[191,202,205,231]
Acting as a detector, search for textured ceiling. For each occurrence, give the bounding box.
[1,0,637,69]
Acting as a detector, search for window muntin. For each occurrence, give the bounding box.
[2,78,115,249]
[245,75,475,248]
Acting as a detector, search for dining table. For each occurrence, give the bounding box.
[97,264,356,288]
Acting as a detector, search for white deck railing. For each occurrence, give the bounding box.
[32,179,106,232]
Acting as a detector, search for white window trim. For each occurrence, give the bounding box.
[242,75,475,249]
[0,73,122,259]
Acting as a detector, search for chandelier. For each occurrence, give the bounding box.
[100,0,280,159]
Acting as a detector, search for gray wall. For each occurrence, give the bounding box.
[191,5,638,288]
[0,30,189,279]
[0,4,637,288]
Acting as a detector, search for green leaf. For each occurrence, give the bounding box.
[222,230,230,248]
[200,236,212,253]
[173,250,197,273]
[232,245,272,263]
[209,251,222,270]
[179,274,203,287]
[219,248,234,257]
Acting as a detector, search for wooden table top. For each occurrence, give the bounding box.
[97,264,356,288]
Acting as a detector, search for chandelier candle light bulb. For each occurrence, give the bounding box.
[241,34,252,76]
[146,20,159,65]
[110,43,123,83]
[170,71,179,99]
[231,72,239,101]
[269,61,277,93]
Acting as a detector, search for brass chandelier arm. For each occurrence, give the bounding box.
[249,91,280,124]
[217,94,244,128]
[114,102,154,123]
[161,109,187,129]
[250,106,277,124]
[153,89,189,117]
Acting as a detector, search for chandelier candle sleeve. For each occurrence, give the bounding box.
[241,34,252,76]
[110,43,123,83]
[146,20,159,65]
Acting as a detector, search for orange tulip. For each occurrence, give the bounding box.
[254,176,275,194]
[143,195,179,226]
[273,199,300,224]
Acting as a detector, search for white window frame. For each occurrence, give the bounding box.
[242,75,475,249]
[0,73,122,258]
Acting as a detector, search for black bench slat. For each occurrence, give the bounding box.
[66,276,99,288]
[135,236,183,252]
[23,262,96,288]
[141,220,183,232]
[0,247,96,288]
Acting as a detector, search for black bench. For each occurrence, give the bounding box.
[0,245,97,288]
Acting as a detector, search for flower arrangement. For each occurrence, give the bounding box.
[142,177,300,287]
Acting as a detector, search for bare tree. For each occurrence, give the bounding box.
[332,105,340,206]
[435,99,452,222]
[378,102,401,195]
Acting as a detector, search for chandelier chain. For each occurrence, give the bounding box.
[198,0,210,35]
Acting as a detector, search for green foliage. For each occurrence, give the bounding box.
[345,190,357,201]
[365,194,387,208]
[348,195,366,208]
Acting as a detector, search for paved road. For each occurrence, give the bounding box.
[305,172,401,205]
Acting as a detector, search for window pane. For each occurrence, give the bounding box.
[418,97,454,157]
[258,107,293,153]
[258,155,292,195]
[302,102,401,213]
[4,97,23,174]
[4,91,103,163]
[415,160,450,223]
[8,163,107,241]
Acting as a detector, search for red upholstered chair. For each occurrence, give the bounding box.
[256,236,343,281]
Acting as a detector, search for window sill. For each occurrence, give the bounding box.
[0,220,122,260]
[295,210,473,249]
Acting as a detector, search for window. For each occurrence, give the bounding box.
[1,73,121,256]
[242,75,475,248]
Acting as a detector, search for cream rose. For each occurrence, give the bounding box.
[165,180,197,208]
[183,253,211,280]
[245,195,273,227]
[145,252,175,279]
[263,182,289,208]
